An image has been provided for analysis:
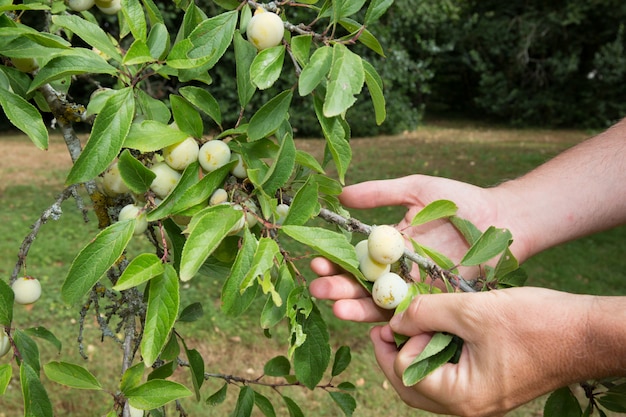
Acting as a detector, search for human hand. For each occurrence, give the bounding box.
[371,287,595,416]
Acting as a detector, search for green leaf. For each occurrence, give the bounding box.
[185,347,205,400]
[206,383,228,406]
[43,362,102,390]
[179,205,243,281]
[294,305,331,389]
[402,332,456,386]
[364,0,394,24]
[141,264,180,367]
[146,23,170,60]
[450,215,483,245]
[0,279,13,326]
[283,395,305,417]
[122,39,154,66]
[125,379,193,410]
[179,86,222,128]
[20,363,53,417]
[62,220,135,305]
[411,200,458,227]
[260,130,296,195]
[260,263,294,329]
[281,177,319,226]
[290,35,312,67]
[323,44,364,118]
[113,253,164,291]
[117,149,156,194]
[0,86,48,150]
[51,15,122,62]
[121,0,147,42]
[460,226,513,266]
[254,391,277,417]
[329,391,357,417]
[598,392,626,413]
[281,225,363,282]
[120,362,145,393]
[177,302,204,323]
[240,237,281,292]
[314,95,351,184]
[544,387,582,417]
[170,162,234,215]
[362,59,386,124]
[264,355,291,377]
[136,88,171,123]
[232,386,255,417]
[338,18,385,57]
[171,94,203,138]
[124,120,190,152]
[331,346,351,377]
[13,329,40,374]
[251,45,285,90]
[0,364,11,395]
[29,48,117,92]
[66,87,135,185]
[298,45,332,96]
[221,229,259,316]
[23,326,62,353]
[146,162,201,221]
[248,90,293,141]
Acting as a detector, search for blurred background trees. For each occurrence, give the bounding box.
[6,0,626,136]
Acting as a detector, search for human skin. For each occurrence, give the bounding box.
[309,118,626,415]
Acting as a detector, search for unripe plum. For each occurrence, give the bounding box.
[246,8,284,50]
[150,162,181,198]
[102,162,130,196]
[67,0,94,11]
[209,188,228,206]
[230,153,248,179]
[11,57,39,73]
[118,204,148,235]
[12,276,42,305]
[367,225,405,265]
[0,330,10,358]
[228,204,247,235]
[163,137,199,170]
[359,253,391,282]
[96,0,121,14]
[371,272,408,310]
[198,140,231,172]
[275,203,289,224]
[128,404,144,417]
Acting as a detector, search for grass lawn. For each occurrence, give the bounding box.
[1,120,624,416]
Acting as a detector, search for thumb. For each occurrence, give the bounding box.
[340,176,426,210]
[389,292,476,339]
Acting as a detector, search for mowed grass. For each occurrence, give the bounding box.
[1,120,624,416]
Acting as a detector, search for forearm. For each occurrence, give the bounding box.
[491,118,626,261]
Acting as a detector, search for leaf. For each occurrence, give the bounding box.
[294,305,331,389]
[29,48,117,92]
[136,88,171,123]
[185,347,205,400]
[23,327,62,353]
[291,35,312,67]
[179,205,243,281]
[323,44,364,118]
[298,45,332,96]
[338,18,385,57]
[331,346,351,377]
[544,387,582,417]
[125,380,193,410]
[260,263,294,329]
[0,279,14,326]
[259,130,296,195]
[250,45,285,90]
[66,87,135,185]
[254,391,277,417]
[169,162,234,215]
[314,95,351,184]
[281,225,363,282]
[62,220,135,305]
[402,332,456,386]
[178,302,204,323]
[179,86,222,127]
[117,149,156,194]
[120,363,145,393]
[12,329,40,374]
[146,22,170,60]
[221,229,259,316]
[0,364,11,396]
[43,362,102,390]
[411,200,458,227]
[171,94,203,138]
[20,363,53,417]
[281,177,319,226]
[283,395,304,417]
[248,90,293,141]
[51,15,122,62]
[363,60,386,125]
[113,253,164,291]
[121,0,146,42]
[329,391,357,417]
[206,383,228,406]
[122,39,154,66]
[232,386,255,417]
[239,237,281,292]
[364,0,394,24]
[141,264,180,367]
[146,162,201,221]
[264,355,291,377]
[0,86,48,150]
[598,392,626,413]
[460,226,513,266]
[124,120,190,152]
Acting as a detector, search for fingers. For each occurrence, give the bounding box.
[340,176,423,209]
[308,275,370,300]
[309,256,342,276]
